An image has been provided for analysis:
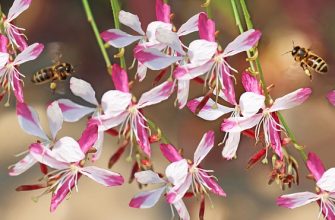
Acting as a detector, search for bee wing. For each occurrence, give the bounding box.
[46,42,65,63]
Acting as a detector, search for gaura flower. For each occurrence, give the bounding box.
[9,101,63,176]
[221,87,312,159]
[27,124,124,212]
[1,0,31,50]
[277,152,335,219]
[0,42,44,103]
[160,131,226,204]
[129,167,190,220]
[326,90,335,107]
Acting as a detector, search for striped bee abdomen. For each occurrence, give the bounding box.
[31,68,54,84]
[306,55,328,73]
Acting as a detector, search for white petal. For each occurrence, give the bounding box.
[194,130,215,166]
[57,99,95,122]
[138,81,174,108]
[101,90,132,116]
[165,159,188,186]
[173,200,190,220]
[101,29,142,48]
[222,132,241,159]
[129,186,165,208]
[0,52,9,67]
[9,153,36,176]
[80,166,124,186]
[174,61,213,80]
[52,137,85,163]
[146,21,172,42]
[135,48,182,70]
[99,112,129,130]
[317,168,335,192]
[239,92,265,117]
[156,28,185,55]
[221,114,262,132]
[177,13,199,36]
[135,170,165,184]
[7,0,31,21]
[166,174,192,204]
[277,192,319,209]
[188,40,217,65]
[119,10,145,35]
[47,101,63,140]
[177,80,190,109]
[270,88,312,112]
[136,62,148,81]
[13,43,44,65]
[16,102,48,140]
[70,77,98,106]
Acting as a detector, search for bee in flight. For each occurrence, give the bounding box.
[290,44,328,79]
[31,62,74,92]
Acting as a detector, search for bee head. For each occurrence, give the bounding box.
[64,63,74,73]
[291,46,300,56]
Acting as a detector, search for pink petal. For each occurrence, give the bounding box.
[174,61,213,80]
[101,29,142,48]
[166,174,192,204]
[187,97,234,121]
[7,0,31,21]
[177,80,190,109]
[173,199,190,220]
[16,102,48,140]
[241,71,263,95]
[134,170,165,184]
[50,175,75,212]
[198,12,216,42]
[156,28,185,55]
[155,0,171,23]
[220,63,237,105]
[177,13,200,37]
[0,52,9,67]
[307,152,326,181]
[80,166,124,186]
[138,81,174,108]
[188,39,217,65]
[160,143,183,163]
[135,116,151,157]
[47,101,63,140]
[277,192,319,209]
[11,27,28,51]
[194,130,215,165]
[129,186,165,208]
[111,64,129,92]
[0,35,9,53]
[136,61,147,81]
[270,88,312,112]
[222,29,261,57]
[317,168,335,192]
[199,171,226,196]
[78,121,99,154]
[29,143,68,170]
[57,99,95,122]
[13,72,24,103]
[268,113,283,159]
[13,43,44,65]
[134,47,182,70]
[119,10,145,35]
[221,114,262,132]
[326,90,335,107]
[9,153,36,176]
[222,132,241,159]
[165,159,188,186]
[52,137,85,163]
[70,77,98,106]
[101,90,131,116]
[239,92,265,117]
[146,21,172,42]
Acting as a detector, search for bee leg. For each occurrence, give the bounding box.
[300,62,312,80]
[50,82,57,93]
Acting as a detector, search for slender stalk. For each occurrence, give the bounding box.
[82,0,112,74]
[147,119,170,144]
[110,0,126,69]
[236,0,308,162]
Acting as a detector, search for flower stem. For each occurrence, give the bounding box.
[146,119,170,144]
[82,0,112,74]
[110,0,126,69]
[234,0,308,162]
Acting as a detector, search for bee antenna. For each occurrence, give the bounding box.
[292,40,295,47]
[281,50,292,56]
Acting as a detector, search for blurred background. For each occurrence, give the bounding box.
[1,0,335,219]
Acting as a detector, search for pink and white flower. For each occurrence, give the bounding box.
[0,42,44,103]
[28,128,124,212]
[160,131,226,204]
[221,87,312,159]
[1,0,31,51]
[129,167,190,220]
[277,152,335,219]
[9,101,63,176]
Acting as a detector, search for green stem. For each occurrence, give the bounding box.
[147,119,170,144]
[111,0,126,69]
[236,0,308,162]
[82,0,112,74]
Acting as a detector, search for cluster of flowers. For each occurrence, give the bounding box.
[2,0,335,219]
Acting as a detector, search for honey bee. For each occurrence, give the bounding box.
[31,62,74,92]
[291,45,328,79]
